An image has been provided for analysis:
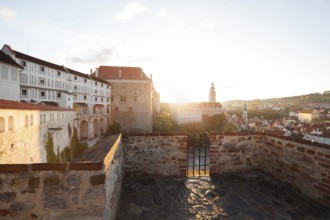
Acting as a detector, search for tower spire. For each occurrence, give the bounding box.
[209,82,216,102]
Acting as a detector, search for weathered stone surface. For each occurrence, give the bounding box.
[0,192,16,202]
[66,175,81,187]
[90,174,105,185]
[43,175,61,187]
[28,177,40,189]
[9,201,35,211]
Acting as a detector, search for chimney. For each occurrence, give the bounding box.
[95,68,99,77]
[119,69,122,78]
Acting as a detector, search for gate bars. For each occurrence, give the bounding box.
[187,133,210,176]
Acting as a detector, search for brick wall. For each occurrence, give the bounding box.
[0,134,123,219]
[123,133,188,176]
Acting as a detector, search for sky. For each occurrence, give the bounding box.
[0,0,329,103]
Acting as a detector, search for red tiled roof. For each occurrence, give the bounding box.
[0,51,22,69]
[0,99,75,111]
[95,66,151,81]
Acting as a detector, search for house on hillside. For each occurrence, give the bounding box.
[298,109,320,124]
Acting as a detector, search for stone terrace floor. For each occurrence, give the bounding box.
[116,170,330,220]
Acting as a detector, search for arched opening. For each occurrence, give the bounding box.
[100,118,105,135]
[93,119,100,137]
[0,117,5,132]
[80,120,88,140]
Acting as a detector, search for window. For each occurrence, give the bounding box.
[95,90,97,94]
[39,79,45,84]
[25,115,29,127]
[40,91,45,97]
[84,95,87,100]
[111,96,114,102]
[22,89,27,96]
[74,85,78,90]
[21,60,26,67]
[84,78,87,83]
[120,96,127,103]
[107,85,109,88]
[8,116,13,130]
[101,84,103,87]
[0,117,5,132]
[95,97,97,101]
[57,92,61,98]
[40,115,43,125]
[74,75,77,80]
[57,71,61,76]
[39,66,45,72]
[101,98,103,102]
[95,82,97,85]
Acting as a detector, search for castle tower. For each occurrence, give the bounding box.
[209,82,216,102]
[243,103,248,125]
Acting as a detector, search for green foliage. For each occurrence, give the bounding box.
[46,128,87,163]
[202,114,226,132]
[222,122,239,132]
[153,111,178,132]
[45,134,59,163]
[69,127,88,159]
[106,121,121,135]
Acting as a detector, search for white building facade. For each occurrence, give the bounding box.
[0,51,22,101]
[1,44,111,141]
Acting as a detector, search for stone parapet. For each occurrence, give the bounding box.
[123,133,188,176]
[0,134,123,219]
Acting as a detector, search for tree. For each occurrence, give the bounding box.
[153,111,177,132]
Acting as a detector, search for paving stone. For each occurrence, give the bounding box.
[116,170,330,220]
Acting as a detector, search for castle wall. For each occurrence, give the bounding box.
[0,135,123,219]
[123,133,187,176]
[0,109,76,163]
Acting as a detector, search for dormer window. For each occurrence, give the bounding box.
[21,60,26,67]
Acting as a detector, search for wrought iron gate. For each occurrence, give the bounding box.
[187,133,210,176]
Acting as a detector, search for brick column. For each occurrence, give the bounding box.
[209,133,223,174]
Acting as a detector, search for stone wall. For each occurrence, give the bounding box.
[123,133,187,176]
[210,133,263,173]
[209,132,330,208]
[259,135,330,208]
[0,134,123,219]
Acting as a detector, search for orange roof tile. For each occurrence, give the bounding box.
[0,99,75,111]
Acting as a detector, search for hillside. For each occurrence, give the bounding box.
[222,91,330,110]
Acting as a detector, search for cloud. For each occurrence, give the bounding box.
[0,8,16,22]
[65,47,116,65]
[114,3,148,21]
